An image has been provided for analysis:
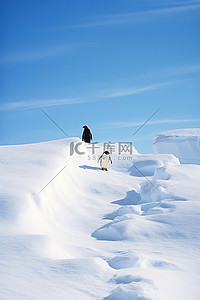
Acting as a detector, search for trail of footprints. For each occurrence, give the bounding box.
[92,177,181,299]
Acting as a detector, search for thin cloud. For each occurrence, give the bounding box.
[0,79,186,111]
[0,44,86,63]
[108,119,200,129]
[99,80,186,99]
[175,64,200,74]
[57,3,200,30]
[150,64,200,79]
[0,98,84,111]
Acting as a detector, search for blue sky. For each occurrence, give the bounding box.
[0,0,200,153]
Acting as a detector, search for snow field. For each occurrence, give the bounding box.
[0,136,200,299]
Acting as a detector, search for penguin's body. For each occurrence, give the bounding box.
[98,151,112,171]
[82,125,92,143]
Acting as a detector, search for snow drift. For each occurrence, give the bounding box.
[153,128,200,164]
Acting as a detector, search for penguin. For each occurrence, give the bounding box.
[98,151,112,171]
[82,125,92,143]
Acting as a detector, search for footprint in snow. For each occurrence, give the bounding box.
[103,284,155,300]
[112,190,141,206]
[107,252,178,271]
[141,201,175,216]
[110,274,153,285]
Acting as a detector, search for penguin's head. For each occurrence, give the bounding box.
[104,151,109,155]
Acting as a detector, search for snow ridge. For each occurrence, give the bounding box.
[153,128,200,164]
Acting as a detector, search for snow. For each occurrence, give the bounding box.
[0,136,200,299]
[153,128,200,164]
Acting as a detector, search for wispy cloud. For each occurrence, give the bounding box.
[99,80,186,99]
[108,119,200,129]
[149,64,200,79]
[0,98,84,111]
[174,64,200,74]
[0,44,86,63]
[0,79,186,111]
[56,3,200,30]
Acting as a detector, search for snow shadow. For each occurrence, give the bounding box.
[103,285,153,300]
[110,274,152,284]
[104,206,140,220]
[128,160,162,177]
[141,202,175,216]
[107,253,178,271]
[0,196,20,221]
[112,190,141,206]
[79,165,101,171]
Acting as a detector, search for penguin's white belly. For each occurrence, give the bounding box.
[100,155,109,168]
